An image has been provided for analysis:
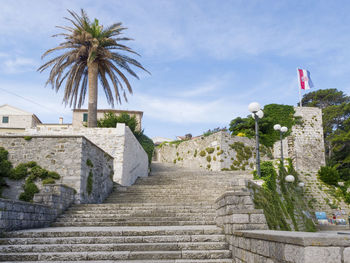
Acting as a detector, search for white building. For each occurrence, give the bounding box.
[0,104,42,133]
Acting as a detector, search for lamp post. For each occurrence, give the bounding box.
[273,124,288,165]
[248,102,264,177]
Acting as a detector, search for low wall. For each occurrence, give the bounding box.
[215,191,268,233]
[231,230,350,263]
[117,124,148,186]
[0,184,75,232]
[0,135,113,203]
[26,123,148,186]
[157,132,271,171]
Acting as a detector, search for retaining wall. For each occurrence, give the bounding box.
[231,230,350,263]
[0,184,75,232]
[157,132,271,171]
[26,123,148,186]
[0,135,113,203]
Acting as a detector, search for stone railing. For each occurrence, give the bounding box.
[0,184,75,232]
[231,230,350,263]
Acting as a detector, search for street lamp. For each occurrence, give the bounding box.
[285,174,295,183]
[273,124,288,165]
[248,102,263,177]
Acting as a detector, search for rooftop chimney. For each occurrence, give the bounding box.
[59,117,63,124]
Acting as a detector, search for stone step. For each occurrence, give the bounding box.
[0,249,232,261]
[0,241,228,253]
[57,213,216,218]
[0,234,226,245]
[3,226,223,238]
[51,221,217,227]
[0,260,234,263]
[54,217,215,223]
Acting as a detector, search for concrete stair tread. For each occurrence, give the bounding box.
[0,235,227,245]
[3,259,234,263]
[0,250,232,260]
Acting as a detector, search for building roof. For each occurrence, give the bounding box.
[0,104,42,123]
[73,109,143,117]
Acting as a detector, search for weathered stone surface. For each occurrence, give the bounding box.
[304,246,341,263]
[24,123,148,187]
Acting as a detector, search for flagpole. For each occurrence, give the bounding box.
[297,68,302,107]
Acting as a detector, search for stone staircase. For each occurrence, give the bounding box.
[0,163,252,262]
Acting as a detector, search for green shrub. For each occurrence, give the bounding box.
[42,178,56,185]
[207,164,211,169]
[318,166,340,185]
[135,133,155,165]
[206,155,211,162]
[199,150,206,157]
[48,171,60,180]
[26,161,37,168]
[30,166,48,179]
[213,156,217,161]
[23,136,32,141]
[10,163,28,180]
[206,147,215,154]
[19,182,39,202]
[194,149,197,157]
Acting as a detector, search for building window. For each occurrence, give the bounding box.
[83,113,88,122]
[2,116,9,123]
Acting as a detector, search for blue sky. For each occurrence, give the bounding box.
[1,0,350,139]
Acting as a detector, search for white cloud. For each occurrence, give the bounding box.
[1,57,38,74]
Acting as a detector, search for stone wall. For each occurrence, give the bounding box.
[26,123,148,186]
[215,190,268,233]
[273,107,350,214]
[0,184,75,232]
[0,135,113,203]
[157,132,271,171]
[273,106,326,173]
[230,230,350,263]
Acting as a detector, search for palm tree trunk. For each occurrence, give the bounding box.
[88,62,98,127]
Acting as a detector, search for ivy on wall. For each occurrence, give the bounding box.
[249,160,316,232]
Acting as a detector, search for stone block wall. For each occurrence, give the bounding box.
[230,230,350,263]
[273,107,326,173]
[0,184,75,232]
[157,132,271,171]
[273,107,350,214]
[215,191,268,232]
[26,123,148,186]
[0,135,113,203]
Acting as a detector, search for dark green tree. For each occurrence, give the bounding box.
[229,104,297,147]
[302,89,350,180]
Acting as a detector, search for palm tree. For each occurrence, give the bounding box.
[38,9,148,127]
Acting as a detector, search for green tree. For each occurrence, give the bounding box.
[97,112,137,132]
[301,89,350,178]
[229,104,297,147]
[300,89,349,108]
[38,9,148,127]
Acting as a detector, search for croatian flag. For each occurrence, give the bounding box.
[297,68,314,90]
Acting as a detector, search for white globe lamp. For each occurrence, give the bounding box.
[285,175,295,183]
[281,126,288,133]
[248,102,261,113]
[256,110,264,119]
[274,124,281,131]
